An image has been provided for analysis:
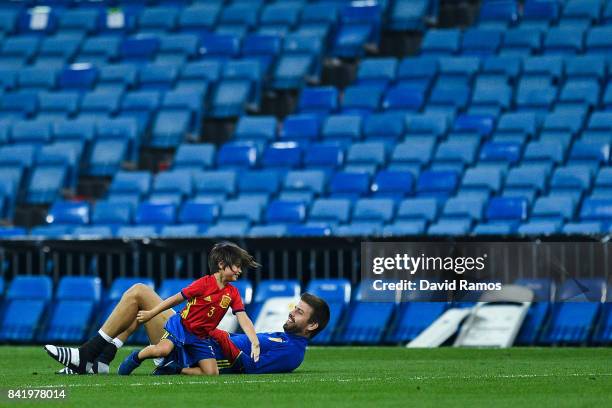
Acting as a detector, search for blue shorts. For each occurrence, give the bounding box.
[163,314,216,366]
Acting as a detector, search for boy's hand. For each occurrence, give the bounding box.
[137,310,153,323]
[251,343,260,362]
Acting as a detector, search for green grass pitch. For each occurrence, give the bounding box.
[0,346,610,407]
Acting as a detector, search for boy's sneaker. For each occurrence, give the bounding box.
[117,350,141,375]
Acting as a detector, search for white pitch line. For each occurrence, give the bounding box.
[24,372,612,389]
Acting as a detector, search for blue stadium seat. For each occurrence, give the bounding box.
[384,197,439,235]
[321,115,363,147]
[25,165,69,205]
[469,82,511,116]
[0,36,41,68]
[543,27,584,55]
[343,85,385,114]
[426,84,470,116]
[266,200,306,225]
[77,36,120,66]
[461,28,502,56]
[87,118,139,176]
[242,34,282,74]
[560,0,602,29]
[523,141,565,165]
[259,3,300,36]
[363,113,405,144]
[503,164,551,203]
[344,142,387,175]
[172,144,215,172]
[11,119,52,145]
[336,198,394,235]
[37,92,81,121]
[438,56,480,85]
[107,171,152,206]
[156,33,199,65]
[237,170,281,206]
[210,60,261,118]
[306,278,351,344]
[531,196,576,222]
[149,170,193,205]
[41,276,101,343]
[138,6,179,35]
[97,64,137,92]
[120,90,161,135]
[193,170,236,202]
[565,56,606,82]
[562,222,605,235]
[280,114,321,145]
[120,35,160,64]
[515,80,557,113]
[217,142,258,170]
[177,61,221,95]
[417,170,459,199]
[273,33,323,90]
[557,80,600,111]
[217,3,258,37]
[250,279,300,321]
[116,225,157,238]
[331,3,381,58]
[427,217,473,236]
[539,278,606,345]
[298,87,338,115]
[371,170,414,201]
[281,169,327,202]
[134,202,177,229]
[79,91,121,120]
[501,28,542,55]
[336,281,396,344]
[549,165,593,201]
[592,167,612,198]
[382,85,425,113]
[178,5,221,35]
[0,276,53,342]
[406,113,450,139]
[0,93,38,120]
[308,198,352,228]
[432,138,479,172]
[514,278,554,345]
[386,302,447,343]
[329,172,370,201]
[34,34,83,69]
[461,166,504,196]
[478,0,518,29]
[178,200,219,232]
[356,58,398,88]
[92,200,133,232]
[493,112,539,144]
[234,116,277,146]
[58,64,98,91]
[397,56,438,92]
[139,63,179,91]
[580,198,612,222]
[586,26,612,55]
[479,141,521,166]
[420,29,460,56]
[262,143,302,172]
[521,0,560,30]
[47,201,89,226]
[486,196,529,224]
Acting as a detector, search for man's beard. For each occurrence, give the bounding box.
[283,321,300,334]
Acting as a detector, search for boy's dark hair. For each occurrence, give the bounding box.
[300,292,330,338]
[208,241,261,273]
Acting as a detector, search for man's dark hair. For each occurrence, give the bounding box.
[300,292,330,338]
[208,241,261,274]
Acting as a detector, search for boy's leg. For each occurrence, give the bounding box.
[118,339,175,376]
[181,359,219,376]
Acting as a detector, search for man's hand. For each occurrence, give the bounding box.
[251,343,260,362]
[136,310,154,323]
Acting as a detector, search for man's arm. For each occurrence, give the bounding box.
[136,293,184,323]
[235,311,260,362]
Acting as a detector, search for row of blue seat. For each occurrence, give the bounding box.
[1,275,610,345]
[477,0,612,31]
[422,25,612,56]
[0,1,382,60]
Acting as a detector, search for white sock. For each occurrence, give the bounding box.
[98,329,113,343]
[112,338,124,348]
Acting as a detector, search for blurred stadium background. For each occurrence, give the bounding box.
[0,0,610,352]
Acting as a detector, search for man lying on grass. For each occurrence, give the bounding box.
[44,243,329,375]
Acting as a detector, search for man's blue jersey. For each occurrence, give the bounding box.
[179,331,308,374]
[229,332,308,374]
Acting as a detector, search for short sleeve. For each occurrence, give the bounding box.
[231,288,245,314]
[181,277,206,299]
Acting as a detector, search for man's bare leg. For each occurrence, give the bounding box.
[45,284,177,374]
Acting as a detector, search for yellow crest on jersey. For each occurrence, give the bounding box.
[220,294,232,309]
[204,295,212,302]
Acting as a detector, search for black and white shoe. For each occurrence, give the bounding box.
[44,345,91,374]
[56,367,78,375]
